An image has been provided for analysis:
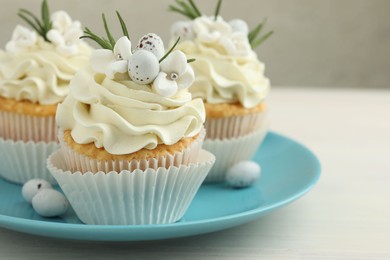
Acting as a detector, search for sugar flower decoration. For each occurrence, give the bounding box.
[8,0,88,56]
[90,36,132,79]
[82,12,195,97]
[152,50,194,97]
[46,11,84,56]
[168,0,273,50]
[5,25,38,53]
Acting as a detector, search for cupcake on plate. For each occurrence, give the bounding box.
[47,13,215,225]
[168,0,273,182]
[0,0,91,184]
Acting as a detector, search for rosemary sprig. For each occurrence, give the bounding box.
[17,0,52,42]
[116,11,129,39]
[248,18,274,49]
[168,0,202,19]
[80,11,130,50]
[159,37,181,63]
[214,0,222,21]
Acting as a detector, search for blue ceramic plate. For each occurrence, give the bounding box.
[0,132,320,241]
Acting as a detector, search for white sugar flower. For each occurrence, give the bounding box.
[170,21,194,40]
[219,32,252,56]
[46,11,83,56]
[5,25,38,53]
[152,50,194,97]
[229,19,249,34]
[192,16,231,43]
[90,36,132,79]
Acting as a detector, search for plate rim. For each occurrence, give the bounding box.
[0,131,321,240]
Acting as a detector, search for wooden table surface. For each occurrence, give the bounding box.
[0,87,389,259]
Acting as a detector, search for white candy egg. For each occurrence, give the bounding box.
[22,179,52,203]
[226,161,261,188]
[136,33,165,60]
[229,19,249,34]
[32,189,69,217]
[170,21,194,40]
[128,50,160,85]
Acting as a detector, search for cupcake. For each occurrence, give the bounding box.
[0,0,91,184]
[47,13,215,225]
[168,0,272,182]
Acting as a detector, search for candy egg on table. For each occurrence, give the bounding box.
[229,19,249,34]
[136,33,165,60]
[226,161,261,188]
[128,50,160,84]
[22,179,52,203]
[32,189,69,217]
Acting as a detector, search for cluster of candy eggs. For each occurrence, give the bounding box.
[127,33,164,85]
[22,179,69,217]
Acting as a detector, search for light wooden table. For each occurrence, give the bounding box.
[0,87,389,259]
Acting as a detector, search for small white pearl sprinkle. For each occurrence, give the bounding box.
[116,53,123,60]
[170,72,179,80]
[22,179,52,203]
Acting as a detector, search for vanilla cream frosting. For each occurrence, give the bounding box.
[173,16,270,109]
[0,37,91,105]
[56,70,205,155]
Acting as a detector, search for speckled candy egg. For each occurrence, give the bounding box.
[32,189,69,217]
[22,179,52,203]
[128,50,160,84]
[226,161,261,188]
[229,19,249,34]
[136,33,165,60]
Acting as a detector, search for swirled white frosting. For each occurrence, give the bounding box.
[56,70,205,154]
[172,16,270,108]
[0,35,91,105]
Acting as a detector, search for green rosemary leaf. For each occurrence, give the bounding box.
[102,14,116,48]
[175,0,198,19]
[248,21,264,43]
[41,0,51,32]
[188,0,202,16]
[168,5,195,19]
[159,37,181,63]
[17,12,43,36]
[116,11,129,39]
[19,9,45,33]
[187,58,196,63]
[214,0,222,21]
[80,35,112,49]
[82,27,113,50]
[251,30,273,49]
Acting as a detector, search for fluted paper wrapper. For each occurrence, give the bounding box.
[48,149,215,225]
[0,111,57,142]
[203,127,268,183]
[0,138,59,184]
[205,111,267,139]
[58,128,206,173]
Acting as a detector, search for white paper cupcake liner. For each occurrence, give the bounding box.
[47,149,215,225]
[203,126,268,183]
[0,111,57,142]
[57,128,206,173]
[205,111,267,140]
[0,138,59,184]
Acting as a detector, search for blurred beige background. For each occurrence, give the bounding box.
[0,0,389,88]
